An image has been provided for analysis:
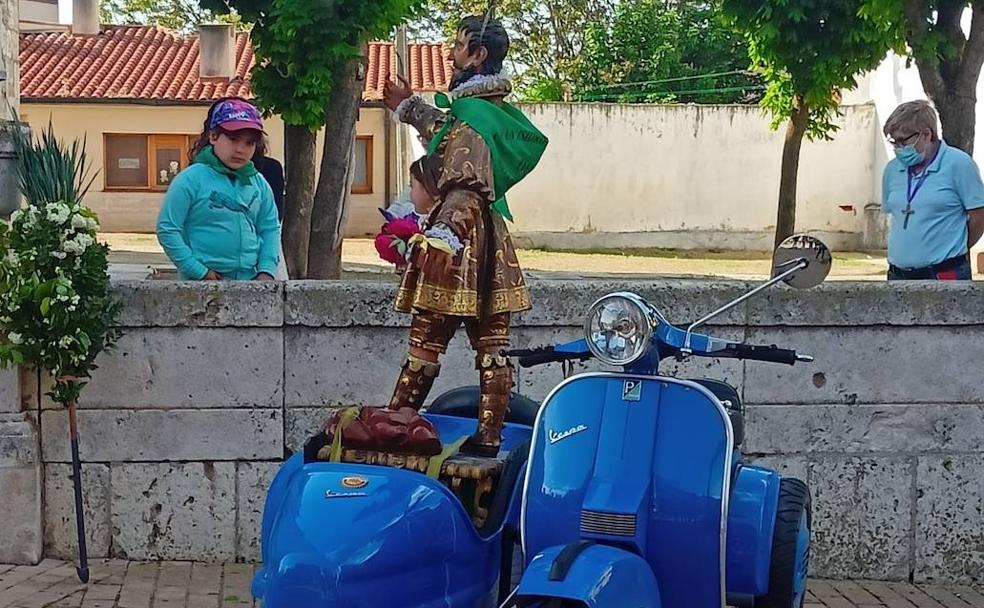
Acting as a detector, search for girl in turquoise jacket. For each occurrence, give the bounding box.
[157,99,281,281]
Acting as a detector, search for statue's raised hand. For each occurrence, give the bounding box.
[384,75,413,112]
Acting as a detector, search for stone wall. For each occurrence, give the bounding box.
[16,280,984,583]
[0,367,42,564]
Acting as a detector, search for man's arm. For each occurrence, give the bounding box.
[969,207,984,249]
[953,154,984,249]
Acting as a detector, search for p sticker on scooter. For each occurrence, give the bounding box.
[622,380,642,401]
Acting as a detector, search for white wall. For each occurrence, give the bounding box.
[503,103,878,250]
[20,0,58,25]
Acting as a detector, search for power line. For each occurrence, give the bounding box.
[582,70,757,91]
[577,84,766,101]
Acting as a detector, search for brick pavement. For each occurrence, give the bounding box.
[1,560,982,607]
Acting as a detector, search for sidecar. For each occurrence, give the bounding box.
[251,410,533,608]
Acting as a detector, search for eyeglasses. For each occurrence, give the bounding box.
[888,132,920,148]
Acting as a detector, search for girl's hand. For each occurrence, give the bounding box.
[204,270,222,280]
[255,272,275,281]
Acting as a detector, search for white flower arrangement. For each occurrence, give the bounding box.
[0,200,121,405]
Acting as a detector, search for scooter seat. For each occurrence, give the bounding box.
[690,378,744,446]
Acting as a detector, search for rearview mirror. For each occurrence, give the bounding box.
[771,234,832,289]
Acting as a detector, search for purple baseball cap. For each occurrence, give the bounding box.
[210,99,265,132]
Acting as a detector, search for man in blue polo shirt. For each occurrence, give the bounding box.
[881,100,984,280]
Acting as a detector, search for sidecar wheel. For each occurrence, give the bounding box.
[756,478,811,608]
[427,386,540,426]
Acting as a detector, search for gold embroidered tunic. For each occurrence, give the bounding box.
[394,80,531,318]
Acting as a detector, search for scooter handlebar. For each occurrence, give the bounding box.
[724,343,806,366]
[505,347,592,368]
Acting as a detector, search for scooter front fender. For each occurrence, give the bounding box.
[516,543,661,608]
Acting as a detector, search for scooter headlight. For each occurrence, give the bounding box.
[584,292,655,366]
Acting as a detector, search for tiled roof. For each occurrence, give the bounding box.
[363,40,453,101]
[19,25,451,104]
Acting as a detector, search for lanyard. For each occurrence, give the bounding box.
[907,170,929,203]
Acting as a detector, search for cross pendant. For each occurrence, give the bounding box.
[902,204,914,229]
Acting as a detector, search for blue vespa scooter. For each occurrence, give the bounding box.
[251,234,829,608]
[505,234,830,608]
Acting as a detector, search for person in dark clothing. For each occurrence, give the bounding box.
[253,137,286,220]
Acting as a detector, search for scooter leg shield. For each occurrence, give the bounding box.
[515,543,661,608]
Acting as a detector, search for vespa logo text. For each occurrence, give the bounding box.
[548,424,588,444]
[325,490,369,499]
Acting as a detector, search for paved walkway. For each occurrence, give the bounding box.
[1,560,982,607]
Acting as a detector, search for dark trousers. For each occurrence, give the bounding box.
[888,254,972,281]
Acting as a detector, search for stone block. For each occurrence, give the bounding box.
[284,279,753,329]
[111,462,236,560]
[0,412,42,564]
[285,327,482,408]
[286,323,746,411]
[19,366,39,413]
[0,414,38,467]
[0,466,42,564]
[284,406,341,454]
[915,456,984,584]
[237,462,280,561]
[808,457,912,580]
[43,463,111,559]
[743,327,984,405]
[744,404,984,455]
[41,408,283,462]
[511,327,604,401]
[516,280,753,328]
[285,281,404,328]
[0,366,18,413]
[744,455,809,483]
[750,280,984,327]
[42,328,284,409]
[114,280,284,327]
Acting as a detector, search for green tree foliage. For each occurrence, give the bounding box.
[870,0,984,154]
[202,0,424,277]
[100,0,240,34]
[413,0,615,99]
[721,0,902,246]
[575,0,760,103]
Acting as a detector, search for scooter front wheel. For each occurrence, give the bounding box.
[756,478,811,608]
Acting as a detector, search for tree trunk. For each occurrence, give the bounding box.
[307,50,365,279]
[935,92,977,155]
[903,0,984,156]
[774,98,810,249]
[282,125,317,278]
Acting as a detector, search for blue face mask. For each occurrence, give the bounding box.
[895,144,925,167]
